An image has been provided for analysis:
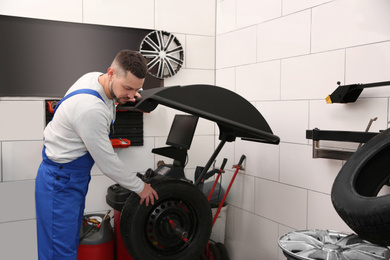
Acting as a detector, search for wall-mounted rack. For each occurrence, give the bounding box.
[326,80,390,104]
[306,128,380,160]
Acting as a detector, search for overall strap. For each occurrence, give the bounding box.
[54,89,106,114]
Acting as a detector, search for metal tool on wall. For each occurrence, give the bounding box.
[326,80,390,104]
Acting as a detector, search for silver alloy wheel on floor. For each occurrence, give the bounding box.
[140,30,184,79]
[278,229,390,260]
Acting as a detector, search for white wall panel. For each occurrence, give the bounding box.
[216,0,236,35]
[236,60,280,101]
[221,172,255,212]
[83,0,154,29]
[0,100,44,141]
[256,101,309,144]
[309,98,388,132]
[312,0,390,53]
[2,140,42,181]
[0,0,81,22]
[346,41,390,98]
[236,0,281,29]
[280,143,342,194]
[186,135,216,170]
[155,0,215,36]
[0,220,37,260]
[216,26,257,69]
[281,50,345,100]
[231,209,279,260]
[257,10,311,62]
[307,191,352,233]
[186,35,215,69]
[216,67,236,92]
[235,139,279,181]
[115,137,156,172]
[282,0,330,15]
[164,68,215,86]
[84,175,115,213]
[255,178,307,229]
[0,180,35,223]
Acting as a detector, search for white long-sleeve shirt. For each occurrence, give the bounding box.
[44,72,144,193]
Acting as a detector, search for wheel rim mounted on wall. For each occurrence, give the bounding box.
[140,30,184,79]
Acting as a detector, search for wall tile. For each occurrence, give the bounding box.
[216,26,257,68]
[0,180,36,223]
[280,143,342,194]
[216,67,236,92]
[144,106,179,137]
[236,0,281,29]
[216,0,236,35]
[231,209,279,260]
[257,10,311,62]
[281,50,345,100]
[220,171,255,212]
[0,100,44,141]
[256,100,309,144]
[0,220,37,260]
[309,98,388,132]
[185,35,215,70]
[255,178,307,229]
[164,68,215,86]
[2,140,43,181]
[186,135,216,170]
[312,0,390,53]
[235,139,279,181]
[84,175,116,213]
[155,0,215,36]
[282,0,331,15]
[346,41,390,98]
[116,137,156,172]
[83,0,154,29]
[236,60,281,101]
[307,191,353,233]
[0,0,81,22]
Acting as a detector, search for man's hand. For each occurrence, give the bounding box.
[137,183,158,206]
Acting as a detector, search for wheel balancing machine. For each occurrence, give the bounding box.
[106,84,280,260]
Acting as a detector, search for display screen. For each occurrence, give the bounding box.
[0,14,162,97]
[166,114,199,150]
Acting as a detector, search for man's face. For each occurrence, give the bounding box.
[109,70,144,104]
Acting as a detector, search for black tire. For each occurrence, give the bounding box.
[120,176,212,260]
[199,253,207,260]
[331,128,390,245]
[208,243,221,260]
[215,243,229,260]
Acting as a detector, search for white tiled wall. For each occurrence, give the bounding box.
[0,1,215,259]
[1,1,390,260]
[217,0,390,259]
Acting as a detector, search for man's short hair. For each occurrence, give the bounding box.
[112,49,148,79]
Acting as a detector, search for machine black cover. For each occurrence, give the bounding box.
[119,84,279,144]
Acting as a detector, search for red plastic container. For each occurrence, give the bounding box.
[77,213,114,260]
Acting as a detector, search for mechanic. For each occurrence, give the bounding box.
[35,49,158,260]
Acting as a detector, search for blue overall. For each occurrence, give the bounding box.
[35,89,106,260]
